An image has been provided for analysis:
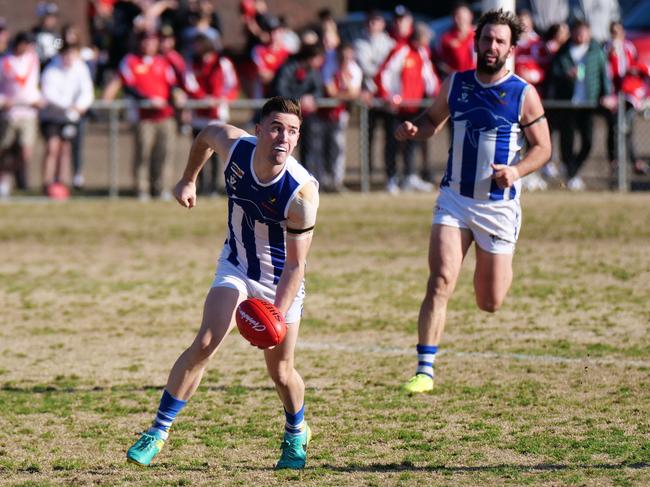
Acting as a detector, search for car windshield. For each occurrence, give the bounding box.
[336,10,468,50]
[624,2,650,31]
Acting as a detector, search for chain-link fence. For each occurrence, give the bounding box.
[24,95,650,197]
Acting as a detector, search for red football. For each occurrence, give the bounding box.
[235,298,287,349]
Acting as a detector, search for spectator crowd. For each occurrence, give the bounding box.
[0,0,648,200]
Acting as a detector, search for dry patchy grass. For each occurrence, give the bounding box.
[0,191,648,486]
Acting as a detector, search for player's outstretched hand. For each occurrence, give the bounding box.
[174,179,197,208]
[394,121,418,141]
[491,163,520,189]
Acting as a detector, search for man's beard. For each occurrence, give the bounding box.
[477,51,507,74]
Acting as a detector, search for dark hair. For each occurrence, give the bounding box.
[452,1,471,13]
[544,22,562,41]
[475,9,524,47]
[571,19,590,32]
[337,40,353,54]
[318,8,334,22]
[296,42,324,61]
[136,29,158,43]
[60,39,80,53]
[366,9,382,21]
[13,31,34,46]
[192,32,218,54]
[261,96,302,121]
[259,14,281,32]
[610,20,623,30]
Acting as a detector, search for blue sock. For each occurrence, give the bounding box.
[416,344,438,378]
[149,389,187,439]
[284,405,305,436]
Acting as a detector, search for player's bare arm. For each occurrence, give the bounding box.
[394,76,451,141]
[273,182,319,317]
[174,123,248,208]
[492,85,551,189]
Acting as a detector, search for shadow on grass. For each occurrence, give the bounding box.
[0,384,278,394]
[313,461,650,473]
[237,461,649,474]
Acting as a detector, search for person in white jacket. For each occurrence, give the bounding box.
[0,32,42,197]
[39,40,94,195]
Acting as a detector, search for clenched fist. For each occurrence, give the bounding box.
[491,163,520,189]
[394,121,418,141]
[174,179,197,208]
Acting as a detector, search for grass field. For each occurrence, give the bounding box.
[0,191,649,486]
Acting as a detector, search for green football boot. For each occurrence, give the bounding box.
[402,373,434,394]
[127,429,166,466]
[275,423,312,470]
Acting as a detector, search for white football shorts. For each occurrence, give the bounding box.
[211,254,305,324]
[433,186,522,254]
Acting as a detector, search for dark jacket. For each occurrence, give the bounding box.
[548,40,612,102]
[270,56,323,99]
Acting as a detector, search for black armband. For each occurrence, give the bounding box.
[521,114,546,128]
[286,226,315,234]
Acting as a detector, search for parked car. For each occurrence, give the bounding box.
[336,5,482,53]
[336,11,458,51]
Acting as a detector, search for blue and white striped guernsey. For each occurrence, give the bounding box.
[223,136,317,287]
[441,70,530,201]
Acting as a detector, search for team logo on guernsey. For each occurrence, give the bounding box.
[261,195,278,215]
[231,162,245,178]
[454,107,511,148]
[458,82,474,103]
[227,174,238,189]
[135,64,150,74]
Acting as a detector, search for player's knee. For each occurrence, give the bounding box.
[426,273,454,301]
[268,361,293,388]
[190,336,219,363]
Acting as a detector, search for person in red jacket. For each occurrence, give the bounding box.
[604,20,649,175]
[318,40,362,192]
[376,22,440,194]
[391,5,414,47]
[436,2,475,78]
[104,29,180,200]
[515,10,545,88]
[159,25,192,137]
[186,33,239,194]
[250,16,290,99]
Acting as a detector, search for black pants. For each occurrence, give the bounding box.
[71,115,87,178]
[367,108,389,175]
[385,113,418,179]
[558,108,594,179]
[192,127,221,194]
[299,115,323,176]
[606,102,638,164]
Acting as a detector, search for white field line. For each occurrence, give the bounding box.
[298,341,650,368]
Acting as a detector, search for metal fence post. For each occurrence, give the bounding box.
[616,92,628,192]
[359,102,370,193]
[108,105,119,198]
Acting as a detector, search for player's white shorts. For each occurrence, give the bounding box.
[211,254,305,324]
[433,186,521,254]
